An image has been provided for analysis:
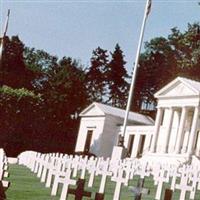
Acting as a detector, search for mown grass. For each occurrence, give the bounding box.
[5,164,200,200]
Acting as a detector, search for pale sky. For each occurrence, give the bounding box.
[1,0,200,73]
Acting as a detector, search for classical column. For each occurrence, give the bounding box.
[150,107,164,153]
[187,106,200,155]
[174,107,188,154]
[163,107,174,153]
[132,135,140,158]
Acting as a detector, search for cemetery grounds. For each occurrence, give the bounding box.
[5,164,200,200]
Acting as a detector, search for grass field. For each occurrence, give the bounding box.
[5,164,200,200]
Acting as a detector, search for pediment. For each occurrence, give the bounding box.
[79,103,105,117]
[155,78,199,98]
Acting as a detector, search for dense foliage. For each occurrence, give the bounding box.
[0,36,35,89]
[132,23,200,117]
[0,38,87,156]
[0,86,43,155]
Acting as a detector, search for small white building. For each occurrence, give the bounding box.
[75,102,154,157]
[123,77,200,161]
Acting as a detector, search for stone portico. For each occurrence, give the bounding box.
[149,77,200,157]
[123,77,200,160]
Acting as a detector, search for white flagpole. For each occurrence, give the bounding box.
[3,9,10,38]
[0,9,10,67]
[120,0,151,144]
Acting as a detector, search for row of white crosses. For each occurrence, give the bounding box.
[150,160,200,200]
[18,151,200,200]
[18,151,139,200]
[173,164,200,200]
[19,151,74,200]
[0,149,10,191]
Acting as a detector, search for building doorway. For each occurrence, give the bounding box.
[137,135,146,158]
[127,135,135,157]
[84,130,93,153]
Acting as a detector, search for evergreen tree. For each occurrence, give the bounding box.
[0,36,35,89]
[86,47,109,103]
[107,44,129,108]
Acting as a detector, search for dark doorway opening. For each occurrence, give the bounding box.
[127,135,135,157]
[137,135,146,158]
[194,131,200,154]
[84,130,93,153]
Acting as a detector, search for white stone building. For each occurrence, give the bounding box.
[75,102,154,157]
[75,77,200,161]
[123,77,200,161]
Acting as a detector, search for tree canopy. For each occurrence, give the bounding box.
[133,23,200,117]
[0,36,35,89]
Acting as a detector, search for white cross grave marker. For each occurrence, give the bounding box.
[175,165,193,200]
[96,158,112,194]
[154,167,170,200]
[111,168,128,200]
[87,156,97,188]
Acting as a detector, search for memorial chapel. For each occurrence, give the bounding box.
[75,102,154,157]
[75,77,200,161]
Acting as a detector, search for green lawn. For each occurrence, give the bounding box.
[5,164,200,200]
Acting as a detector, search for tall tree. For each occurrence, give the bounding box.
[86,47,109,103]
[42,57,88,130]
[106,44,129,108]
[0,36,35,89]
